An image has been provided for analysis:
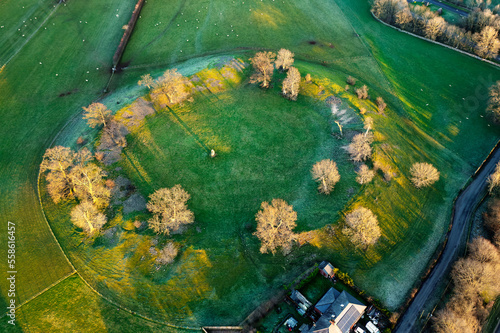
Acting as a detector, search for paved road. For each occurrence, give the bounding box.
[408,0,468,16]
[394,142,500,333]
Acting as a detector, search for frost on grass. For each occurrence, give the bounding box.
[368,208,449,310]
[123,193,146,214]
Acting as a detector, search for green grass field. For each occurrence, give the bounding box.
[1,0,500,331]
[0,274,181,333]
[42,66,366,326]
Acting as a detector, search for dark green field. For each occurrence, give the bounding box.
[1,0,500,331]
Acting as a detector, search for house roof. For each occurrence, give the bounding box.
[315,288,340,314]
[336,305,361,333]
[305,288,366,333]
[319,261,335,276]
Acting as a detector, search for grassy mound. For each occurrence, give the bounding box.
[43,68,364,326]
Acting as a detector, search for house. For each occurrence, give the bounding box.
[319,261,335,279]
[302,287,366,333]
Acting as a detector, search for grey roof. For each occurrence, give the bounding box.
[319,261,335,276]
[315,288,340,314]
[305,288,366,333]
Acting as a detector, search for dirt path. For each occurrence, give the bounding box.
[395,141,500,333]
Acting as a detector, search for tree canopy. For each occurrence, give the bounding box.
[82,102,111,128]
[254,199,297,255]
[147,185,195,235]
[311,159,340,194]
[70,201,107,234]
[410,162,440,188]
[342,207,381,247]
[250,51,276,89]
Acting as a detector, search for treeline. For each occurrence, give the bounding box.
[432,164,500,332]
[372,0,500,60]
[432,237,500,332]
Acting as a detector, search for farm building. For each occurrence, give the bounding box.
[319,261,335,279]
[301,287,366,333]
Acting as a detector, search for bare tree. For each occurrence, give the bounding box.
[376,96,387,113]
[396,7,413,28]
[484,198,500,234]
[488,81,500,122]
[410,162,440,188]
[138,73,154,89]
[101,120,128,149]
[356,164,376,184]
[372,0,410,25]
[40,146,76,203]
[433,307,479,333]
[74,147,93,167]
[452,257,500,301]
[347,76,357,86]
[474,26,500,59]
[282,67,301,101]
[494,231,500,248]
[250,51,276,88]
[311,159,341,194]
[147,185,194,235]
[70,201,107,234]
[488,162,500,193]
[468,237,500,264]
[82,103,111,128]
[364,116,374,132]
[70,163,110,209]
[152,69,191,105]
[424,17,446,40]
[254,199,297,255]
[434,235,500,333]
[275,48,294,71]
[155,242,179,265]
[355,85,369,99]
[342,207,381,247]
[348,132,373,162]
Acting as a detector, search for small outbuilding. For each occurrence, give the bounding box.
[319,261,335,279]
[285,316,299,330]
